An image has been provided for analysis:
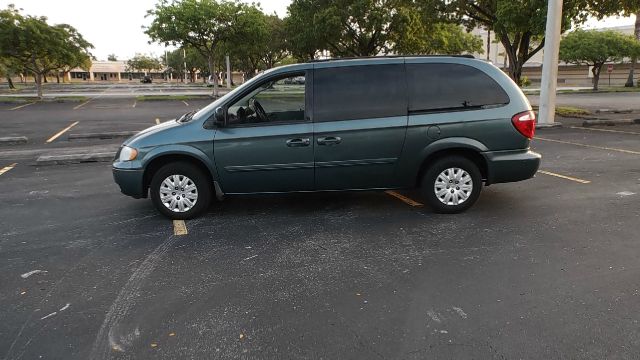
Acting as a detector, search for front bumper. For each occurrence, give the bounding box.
[112,167,146,198]
[483,149,541,185]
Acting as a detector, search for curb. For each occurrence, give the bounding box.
[0,136,28,145]
[536,123,563,129]
[68,131,138,140]
[583,119,640,127]
[36,151,116,165]
[595,109,634,114]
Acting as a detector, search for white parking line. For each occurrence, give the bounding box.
[132,100,137,108]
[568,126,640,136]
[46,121,79,143]
[9,102,36,111]
[155,118,160,125]
[534,136,640,155]
[182,100,189,106]
[537,170,591,184]
[73,99,92,110]
[0,163,17,176]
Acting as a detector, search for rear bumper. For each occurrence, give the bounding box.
[112,167,146,198]
[483,149,541,185]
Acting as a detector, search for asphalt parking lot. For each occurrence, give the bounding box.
[1,98,640,359]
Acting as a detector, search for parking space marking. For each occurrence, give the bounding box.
[132,100,137,108]
[173,220,188,236]
[46,121,79,143]
[181,100,189,106]
[0,163,17,176]
[534,136,640,155]
[9,102,36,111]
[568,126,640,136]
[537,170,591,184]
[385,190,424,207]
[73,99,92,110]
[155,118,160,125]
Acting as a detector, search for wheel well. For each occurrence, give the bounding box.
[415,148,488,187]
[143,154,214,192]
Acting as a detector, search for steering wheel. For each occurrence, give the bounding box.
[250,99,268,122]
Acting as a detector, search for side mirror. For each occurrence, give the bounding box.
[213,107,226,127]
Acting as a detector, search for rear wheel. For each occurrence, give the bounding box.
[150,162,211,220]
[421,156,482,214]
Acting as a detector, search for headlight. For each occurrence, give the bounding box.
[118,146,138,162]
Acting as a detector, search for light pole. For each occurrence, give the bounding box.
[538,0,563,126]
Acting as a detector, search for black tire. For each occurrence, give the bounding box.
[421,155,482,214]
[150,162,212,220]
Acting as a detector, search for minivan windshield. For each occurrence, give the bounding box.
[191,68,279,123]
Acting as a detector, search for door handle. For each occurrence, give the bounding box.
[317,136,342,145]
[286,138,311,147]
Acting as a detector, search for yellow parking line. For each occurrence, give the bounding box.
[537,170,591,184]
[568,126,640,136]
[73,99,92,110]
[46,121,79,143]
[534,136,640,155]
[181,100,189,107]
[385,190,424,207]
[173,220,188,236]
[0,163,17,176]
[9,102,36,111]
[155,118,160,125]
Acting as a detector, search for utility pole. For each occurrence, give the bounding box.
[183,48,187,83]
[538,0,563,126]
[226,55,231,89]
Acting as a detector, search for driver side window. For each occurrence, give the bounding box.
[227,73,306,126]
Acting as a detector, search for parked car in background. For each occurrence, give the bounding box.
[113,56,540,219]
[140,75,152,84]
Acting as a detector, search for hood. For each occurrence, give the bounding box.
[123,119,182,147]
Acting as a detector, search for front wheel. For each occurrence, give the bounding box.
[150,162,212,220]
[421,156,482,214]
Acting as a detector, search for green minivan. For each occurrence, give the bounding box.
[113,56,540,219]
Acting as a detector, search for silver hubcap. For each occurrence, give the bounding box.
[434,167,473,206]
[160,174,198,213]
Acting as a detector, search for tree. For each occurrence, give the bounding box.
[107,54,118,61]
[589,1,640,86]
[126,54,163,74]
[0,5,93,97]
[49,24,93,83]
[0,57,20,89]
[447,0,595,85]
[166,47,209,82]
[392,2,483,56]
[145,0,256,96]
[284,0,484,61]
[559,29,640,90]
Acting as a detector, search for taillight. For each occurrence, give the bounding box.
[511,110,536,139]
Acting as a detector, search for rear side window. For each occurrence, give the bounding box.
[407,63,509,113]
[314,64,406,122]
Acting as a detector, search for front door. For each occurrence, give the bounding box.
[312,62,408,190]
[214,71,313,194]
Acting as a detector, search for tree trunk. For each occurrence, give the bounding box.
[35,72,43,98]
[592,65,602,91]
[625,58,636,87]
[627,13,640,87]
[56,73,60,83]
[43,74,48,83]
[6,75,15,89]
[207,55,218,98]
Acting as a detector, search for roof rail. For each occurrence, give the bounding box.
[309,54,475,63]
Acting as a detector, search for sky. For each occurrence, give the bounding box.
[0,0,636,61]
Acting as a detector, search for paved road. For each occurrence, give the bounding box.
[1,100,640,359]
[528,91,640,111]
